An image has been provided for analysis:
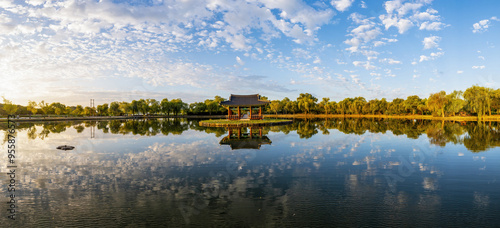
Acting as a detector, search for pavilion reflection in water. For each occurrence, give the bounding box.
[220,127,272,150]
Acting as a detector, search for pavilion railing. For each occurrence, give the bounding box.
[228,115,240,120]
[250,115,263,120]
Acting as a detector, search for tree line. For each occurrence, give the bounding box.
[267,85,500,118]
[1,85,499,118]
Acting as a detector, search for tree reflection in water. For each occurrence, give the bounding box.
[2,118,500,152]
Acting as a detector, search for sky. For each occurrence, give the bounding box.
[1,0,499,106]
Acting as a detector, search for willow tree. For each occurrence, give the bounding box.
[337,98,352,115]
[109,102,121,116]
[281,97,291,114]
[404,95,421,115]
[160,98,171,115]
[427,91,449,118]
[445,90,465,116]
[318,98,330,114]
[463,85,489,119]
[27,100,38,118]
[297,93,317,114]
[2,97,18,115]
[269,100,282,114]
[349,97,366,114]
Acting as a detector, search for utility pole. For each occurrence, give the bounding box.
[90,99,95,116]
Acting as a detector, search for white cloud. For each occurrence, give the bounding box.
[422,36,441,49]
[457,70,463,74]
[473,19,493,33]
[419,52,443,62]
[419,55,429,62]
[360,1,367,8]
[472,65,485,69]
[382,38,398,43]
[373,41,385,47]
[419,21,445,31]
[353,61,376,70]
[478,56,485,60]
[412,8,440,21]
[380,58,402,64]
[331,0,355,12]
[236,56,245,65]
[344,23,382,53]
[380,15,413,34]
[380,0,442,34]
[384,69,396,77]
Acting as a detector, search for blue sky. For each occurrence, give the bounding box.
[1,0,499,106]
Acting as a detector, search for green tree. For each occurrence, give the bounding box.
[138,99,149,115]
[97,103,109,116]
[205,99,218,115]
[281,97,291,114]
[171,99,187,116]
[83,106,96,116]
[445,90,464,116]
[427,91,449,117]
[27,100,38,117]
[349,97,366,114]
[50,102,66,115]
[404,95,421,115]
[119,102,132,115]
[214,95,226,113]
[65,106,73,115]
[269,100,282,114]
[130,100,140,115]
[189,102,207,114]
[72,105,84,116]
[160,98,171,115]
[388,98,405,115]
[39,100,53,117]
[297,93,318,114]
[318,98,330,114]
[2,97,18,115]
[109,102,121,116]
[464,85,489,119]
[145,99,160,115]
[327,101,337,114]
[338,98,352,115]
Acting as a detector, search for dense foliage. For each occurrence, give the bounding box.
[2,85,500,118]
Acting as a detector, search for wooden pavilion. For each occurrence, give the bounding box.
[219,94,269,120]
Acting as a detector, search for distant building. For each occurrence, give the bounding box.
[219,94,269,120]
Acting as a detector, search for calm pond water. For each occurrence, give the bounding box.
[1,118,500,227]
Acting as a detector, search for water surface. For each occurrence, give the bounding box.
[1,118,500,227]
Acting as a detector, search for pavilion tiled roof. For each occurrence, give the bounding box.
[219,94,270,106]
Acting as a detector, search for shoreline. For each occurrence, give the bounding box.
[265,114,500,121]
[0,115,226,122]
[2,113,500,122]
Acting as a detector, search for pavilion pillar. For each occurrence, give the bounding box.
[259,128,262,137]
[228,107,232,119]
[238,128,241,139]
[250,127,253,139]
[259,106,262,119]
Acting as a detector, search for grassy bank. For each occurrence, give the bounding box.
[0,115,226,122]
[264,114,500,121]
